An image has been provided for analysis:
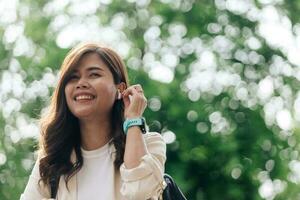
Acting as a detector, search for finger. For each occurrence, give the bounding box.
[124,84,143,93]
[122,94,130,108]
[122,86,140,97]
[133,84,143,93]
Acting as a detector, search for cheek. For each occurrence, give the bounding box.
[98,85,116,101]
[107,85,117,98]
[64,85,73,104]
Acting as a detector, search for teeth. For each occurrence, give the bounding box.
[75,95,94,101]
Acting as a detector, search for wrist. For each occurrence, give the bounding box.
[127,126,140,133]
[123,117,146,134]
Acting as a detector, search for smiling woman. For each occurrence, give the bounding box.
[65,53,120,123]
[20,42,167,200]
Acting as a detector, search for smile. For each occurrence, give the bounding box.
[74,95,95,101]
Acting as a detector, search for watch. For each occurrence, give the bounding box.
[123,117,146,134]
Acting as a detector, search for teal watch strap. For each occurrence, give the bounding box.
[123,117,146,134]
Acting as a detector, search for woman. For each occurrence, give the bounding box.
[20,42,167,200]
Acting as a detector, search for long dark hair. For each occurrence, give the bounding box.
[37,42,129,190]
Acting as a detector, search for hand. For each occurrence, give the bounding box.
[122,84,147,119]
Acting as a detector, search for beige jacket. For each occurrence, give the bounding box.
[20,132,166,200]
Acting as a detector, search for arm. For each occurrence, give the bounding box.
[120,132,166,200]
[20,152,51,200]
[123,126,148,169]
[120,85,167,199]
[121,84,148,169]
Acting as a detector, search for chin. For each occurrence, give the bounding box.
[71,109,94,119]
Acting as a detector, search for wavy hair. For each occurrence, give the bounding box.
[37,42,129,190]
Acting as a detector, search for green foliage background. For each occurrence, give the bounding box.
[1,0,300,199]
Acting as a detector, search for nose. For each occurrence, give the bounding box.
[76,78,90,89]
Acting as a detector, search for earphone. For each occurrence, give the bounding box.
[117,89,122,99]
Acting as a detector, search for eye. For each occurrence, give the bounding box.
[69,74,79,80]
[90,73,100,77]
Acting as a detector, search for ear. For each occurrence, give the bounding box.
[117,82,126,93]
[115,82,126,100]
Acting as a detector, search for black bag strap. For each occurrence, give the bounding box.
[144,156,187,200]
[50,175,59,199]
[163,173,187,200]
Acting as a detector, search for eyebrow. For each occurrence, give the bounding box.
[73,66,104,73]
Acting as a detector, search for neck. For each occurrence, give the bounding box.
[79,116,112,151]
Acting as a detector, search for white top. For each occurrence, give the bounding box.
[20,132,167,200]
[77,141,115,200]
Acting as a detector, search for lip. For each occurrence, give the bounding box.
[73,92,96,101]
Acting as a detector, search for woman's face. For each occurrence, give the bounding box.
[64,52,118,119]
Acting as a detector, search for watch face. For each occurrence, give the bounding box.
[140,117,146,134]
[141,117,145,125]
